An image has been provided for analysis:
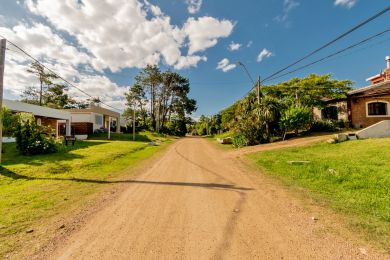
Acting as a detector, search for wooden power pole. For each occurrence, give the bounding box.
[0,39,6,164]
[133,103,136,141]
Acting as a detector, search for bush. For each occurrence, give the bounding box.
[232,133,249,148]
[2,107,19,137]
[280,105,313,138]
[310,119,350,132]
[14,117,58,155]
[310,120,337,132]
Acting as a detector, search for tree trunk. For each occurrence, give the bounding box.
[39,80,43,106]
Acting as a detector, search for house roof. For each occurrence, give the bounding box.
[65,104,120,118]
[348,80,390,97]
[3,99,72,120]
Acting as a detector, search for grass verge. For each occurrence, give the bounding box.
[247,139,390,252]
[0,132,172,257]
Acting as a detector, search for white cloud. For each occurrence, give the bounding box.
[274,0,300,24]
[216,58,236,72]
[175,55,207,70]
[26,0,234,71]
[0,23,92,67]
[1,23,126,109]
[184,16,234,55]
[228,41,241,51]
[334,0,357,8]
[2,0,235,109]
[257,48,273,62]
[186,0,202,14]
[247,41,253,48]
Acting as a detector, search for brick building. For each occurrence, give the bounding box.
[347,56,390,128]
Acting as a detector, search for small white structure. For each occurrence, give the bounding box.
[3,99,72,137]
[64,104,121,134]
[356,120,390,139]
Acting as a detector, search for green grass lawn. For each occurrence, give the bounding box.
[248,139,390,252]
[0,133,171,257]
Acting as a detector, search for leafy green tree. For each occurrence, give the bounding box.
[258,96,282,142]
[129,66,197,134]
[26,62,58,106]
[2,107,19,137]
[125,84,147,128]
[262,74,353,108]
[280,105,313,140]
[135,65,162,130]
[231,93,265,145]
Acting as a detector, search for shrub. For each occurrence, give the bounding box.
[280,105,313,139]
[232,133,249,148]
[14,117,58,155]
[2,107,19,137]
[310,119,350,132]
[310,120,337,132]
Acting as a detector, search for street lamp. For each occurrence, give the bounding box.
[237,61,260,104]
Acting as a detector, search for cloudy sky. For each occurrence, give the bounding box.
[0,0,389,116]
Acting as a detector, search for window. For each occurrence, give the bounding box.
[367,102,388,116]
[321,106,338,120]
[95,114,103,125]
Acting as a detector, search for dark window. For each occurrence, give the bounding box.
[95,114,103,125]
[368,102,387,116]
[321,106,338,120]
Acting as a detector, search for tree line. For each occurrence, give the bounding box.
[123,65,197,136]
[193,74,352,147]
[20,62,197,136]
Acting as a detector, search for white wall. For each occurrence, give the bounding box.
[357,120,390,139]
[71,113,93,123]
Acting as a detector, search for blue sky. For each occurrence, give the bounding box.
[0,0,389,118]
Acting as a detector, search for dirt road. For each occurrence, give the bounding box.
[44,137,387,259]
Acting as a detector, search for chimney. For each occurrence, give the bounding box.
[386,56,390,69]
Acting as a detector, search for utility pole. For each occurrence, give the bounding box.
[108,117,111,140]
[0,39,6,164]
[132,103,136,141]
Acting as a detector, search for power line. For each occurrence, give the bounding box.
[261,6,390,83]
[0,34,123,112]
[263,27,390,83]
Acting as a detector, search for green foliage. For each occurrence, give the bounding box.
[310,120,337,132]
[2,108,19,137]
[280,105,313,137]
[165,118,187,136]
[23,62,79,109]
[14,116,57,155]
[126,65,197,135]
[231,93,265,145]
[262,74,353,108]
[212,74,352,146]
[232,133,249,148]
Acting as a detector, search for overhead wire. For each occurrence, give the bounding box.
[260,6,390,83]
[263,27,390,84]
[0,34,123,112]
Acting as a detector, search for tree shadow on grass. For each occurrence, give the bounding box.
[88,133,152,142]
[0,166,253,191]
[1,141,107,166]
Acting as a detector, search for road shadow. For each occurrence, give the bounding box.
[0,167,253,191]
